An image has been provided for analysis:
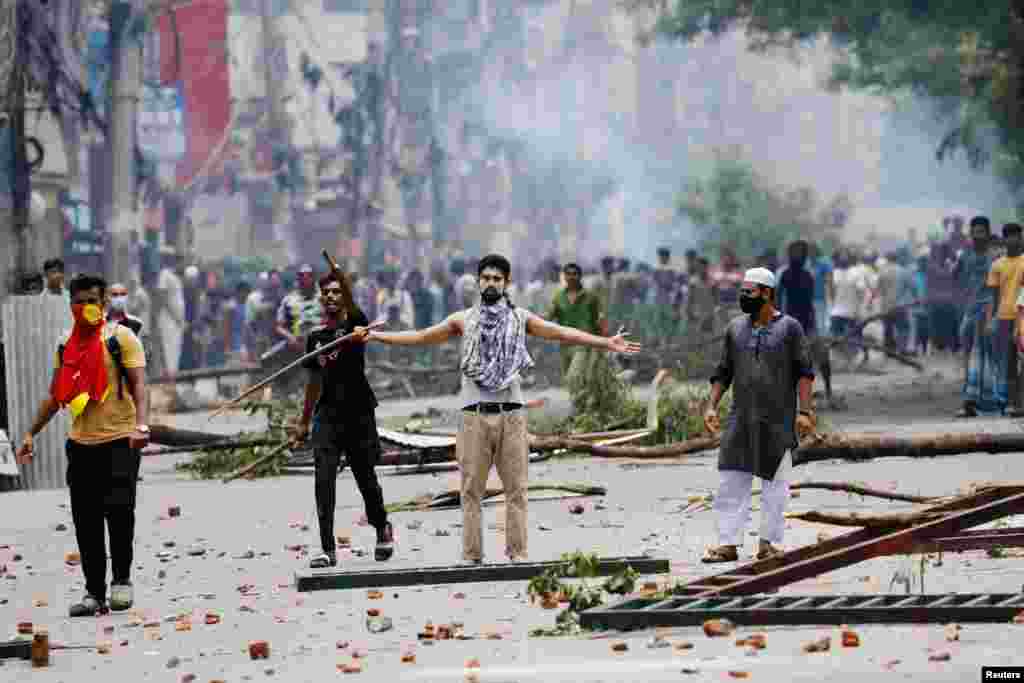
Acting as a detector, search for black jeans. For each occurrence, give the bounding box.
[312,410,388,554]
[66,438,141,602]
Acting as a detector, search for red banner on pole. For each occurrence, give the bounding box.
[158,0,231,188]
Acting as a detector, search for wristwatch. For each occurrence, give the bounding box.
[136,424,150,434]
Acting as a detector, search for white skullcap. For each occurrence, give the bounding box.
[184,265,200,279]
[743,267,776,289]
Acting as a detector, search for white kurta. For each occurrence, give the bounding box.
[157,268,185,375]
[713,451,792,546]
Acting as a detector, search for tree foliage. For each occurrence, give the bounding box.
[641,0,1024,206]
[677,153,845,259]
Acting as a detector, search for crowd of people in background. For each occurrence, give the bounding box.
[24,212,1024,417]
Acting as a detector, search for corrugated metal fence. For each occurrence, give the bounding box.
[2,296,72,490]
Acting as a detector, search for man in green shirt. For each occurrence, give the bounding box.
[547,262,608,379]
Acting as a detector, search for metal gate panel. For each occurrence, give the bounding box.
[580,593,1024,630]
[2,296,72,490]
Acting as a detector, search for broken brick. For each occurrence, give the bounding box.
[17,622,32,635]
[465,658,481,669]
[802,636,830,653]
[568,502,584,515]
[1013,611,1024,624]
[337,641,349,650]
[738,634,766,649]
[204,613,221,625]
[401,652,416,663]
[673,641,694,651]
[96,641,112,655]
[437,624,453,640]
[453,592,466,600]
[366,590,383,600]
[944,624,961,642]
[727,671,749,679]
[32,596,47,608]
[249,640,270,660]
[841,630,860,647]
[64,551,81,566]
[366,608,381,617]
[611,641,628,652]
[337,660,362,674]
[168,506,181,518]
[928,651,951,662]
[703,619,735,637]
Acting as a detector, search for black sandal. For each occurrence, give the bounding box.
[309,552,337,569]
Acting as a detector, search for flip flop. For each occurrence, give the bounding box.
[701,546,738,564]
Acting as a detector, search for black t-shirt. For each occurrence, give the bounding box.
[779,265,816,335]
[302,308,377,416]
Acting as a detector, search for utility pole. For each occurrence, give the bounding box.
[107,0,143,283]
[9,0,31,291]
[260,0,291,260]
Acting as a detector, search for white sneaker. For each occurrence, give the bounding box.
[110,583,134,611]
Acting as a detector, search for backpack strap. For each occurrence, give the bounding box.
[106,333,129,400]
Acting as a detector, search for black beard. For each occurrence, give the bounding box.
[481,287,503,305]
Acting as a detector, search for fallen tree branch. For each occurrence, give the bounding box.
[385,483,607,513]
[785,509,949,528]
[527,434,720,458]
[222,442,292,483]
[786,481,938,504]
[823,336,923,370]
[151,423,242,447]
[144,438,281,456]
[793,432,1024,467]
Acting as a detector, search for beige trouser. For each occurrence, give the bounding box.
[457,408,529,561]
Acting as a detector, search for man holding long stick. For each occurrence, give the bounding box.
[290,271,393,568]
[362,254,641,564]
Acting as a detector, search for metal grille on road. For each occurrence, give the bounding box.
[296,556,669,592]
[581,593,1024,630]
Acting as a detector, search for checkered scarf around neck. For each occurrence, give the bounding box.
[461,298,534,393]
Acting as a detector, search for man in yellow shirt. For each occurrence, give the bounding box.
[985,223,1024,416]
[16,274,149,617]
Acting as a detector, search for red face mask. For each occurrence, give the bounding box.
[71,303,104,328]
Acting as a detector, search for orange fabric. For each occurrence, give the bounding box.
[53,305,109,408]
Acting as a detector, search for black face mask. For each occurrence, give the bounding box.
[739,294,765,316]
[790,257,806,269]
[481,286,503,305]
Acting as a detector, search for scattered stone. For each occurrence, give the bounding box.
[166,656,180,669]
[640,582,660,598]
[610,641,628,652]
[180,675,196,683]
[175,618,191,632]
[802,636,830,653]
[55,523,67,531]
[841,629,860,647]
[11,554,22,562]
[32,596,47,607]
[264,667,275,676]
[738,634,766,649]
[465,657,481,669]
[205,613,221,625]
[366,616,393,633]
[703,619,735,637]
[928,651,951,662]
[236,550,255,560]
[367,590,383,600]
[96,641,112,655]
[168,506,181,518]
[453,592,466,600]
[17,622,32,635]
[883,659,901,669]
[367,608,381,617]
[337,660,362,674]
[163,540,176,548]
[186,546,205,557]
[646,635,670,649]
[681,668,700,675]
[406,521,423,531]
[63,550,81,566]
[568,502,585,515]
[156,569,167,580]
[728,671,749,679]
[401,652,416,663]
[1013,611,1024,624]
[434,529,451,537]
[673,641,694,651]
[249,641,270,660]
[337,535,351,547]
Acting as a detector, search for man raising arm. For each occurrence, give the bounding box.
[360,254,639,565]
